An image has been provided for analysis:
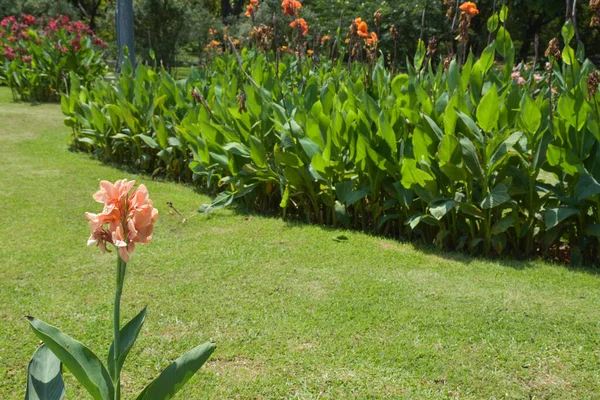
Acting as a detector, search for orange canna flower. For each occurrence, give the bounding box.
[321,35,331,43]
[290,18,308,36]
[459,1,479,16]
[357,21,368,37]
[282,0,302,16]
[366,31,378,45]
[86,180,158,262]
[307,49,314,55]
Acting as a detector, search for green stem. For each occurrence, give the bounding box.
[113,255,126,400]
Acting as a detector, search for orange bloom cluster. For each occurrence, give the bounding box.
[245,0,259,18]
[290,18,308,36]
[349,17,378,46]
[321,35,331,44]
[355,17,368,37]
[282,0,302,17]
[366,31,378,46]
[86,180,158,262]
[459,1,479,17]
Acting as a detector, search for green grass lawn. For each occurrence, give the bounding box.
[1,86,600,399]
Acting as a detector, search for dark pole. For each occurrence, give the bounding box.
[116,0,135,72]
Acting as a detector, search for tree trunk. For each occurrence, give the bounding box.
[221,0,232,21]
[518,14,546,62]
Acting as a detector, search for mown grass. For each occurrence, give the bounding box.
[1,86,600,399]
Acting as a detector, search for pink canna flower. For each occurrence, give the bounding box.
[86,179,158,262]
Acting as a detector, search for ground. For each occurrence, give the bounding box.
[1,86,600,399]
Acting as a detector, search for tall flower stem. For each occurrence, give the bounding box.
[113,255,126,400]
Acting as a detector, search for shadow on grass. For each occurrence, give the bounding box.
[68,147,600,277]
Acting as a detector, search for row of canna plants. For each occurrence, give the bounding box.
[63,7,600,264]
[0,14,107,101]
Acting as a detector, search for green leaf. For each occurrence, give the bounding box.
[481,184,510,209]
[499,5,508,23]
[459,137,484,181]
[562,45,576,65]
[447,59,459,94]
[544,207,580,229]
[456,110,484,143]
[275,151,304,168]
[496,26,513,58]
[26,345,65,400]
[223,142,251,158]
[519,94,541,135]
[26,317,113,400]
[575,173,600,201]
[108,307,147,382]
[561,20,575,44]
[136,342,216,400]
[476,84,499,132]
[401,159,434,189]
[487,14,499,33]
[249,137,267,168]
[137,134,159,149]
[491,215,515,235]
[429,199,455,221]
[546,145,581,176]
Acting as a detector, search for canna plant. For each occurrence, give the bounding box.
[25,180,215,400]
[63,4,600,264]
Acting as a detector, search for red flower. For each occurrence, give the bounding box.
[1,16,16,28]
[48,19,58,31]
[21,55,32,63]
[22,14,36,25]
[93,36,107,49]
[7,35,16,42]
[289,18,308,36]
[282,0,302,17]
[70,39,82,52]
[459,2,479,17]
[3,47,15,60]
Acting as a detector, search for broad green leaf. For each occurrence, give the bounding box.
[496,26,513,58]
[544,207,580,229]
[499,5,508,22]
[136,343,216,400]
[546,145,581,176]
[476,84,499,132]
[447,59,459,94]
[562,45,576,65]
[401,159,434,189]
[459,137,484,180]
[249,137,267,168]
[137,134,159,149]
[481,184,510,209]
[487,14,499,33]
[108,307,147,381]
[26,345,65,400]
[460,204,484,219]
[491,215,515,234]
[575,172,600,200]
[561,20,575,44]
[519,94,541,135]
[223,142,251,158]
[26,317,113,400]
[456,110,484,143]
[429,200,455,220]
[275,151,303,168]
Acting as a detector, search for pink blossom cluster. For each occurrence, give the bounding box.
[86,180,159,262]
[0,13,107,64]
